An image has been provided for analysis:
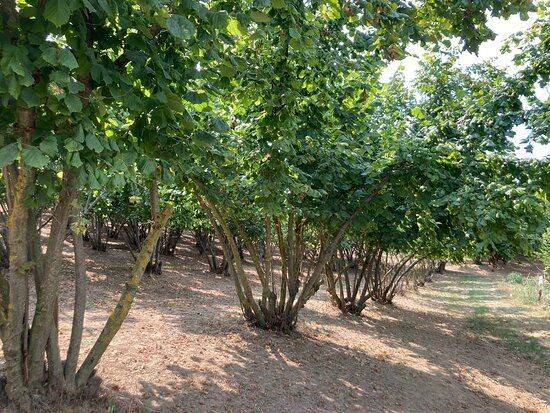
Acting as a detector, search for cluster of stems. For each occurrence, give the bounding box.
[0,118,172,409]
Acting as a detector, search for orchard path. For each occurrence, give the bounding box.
[2,235,549,412]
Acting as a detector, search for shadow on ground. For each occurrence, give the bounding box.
[1,235,548,412]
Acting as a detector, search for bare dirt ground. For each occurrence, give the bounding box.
[3,234,550,412]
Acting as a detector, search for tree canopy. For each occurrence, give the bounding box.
[0,0,547,409]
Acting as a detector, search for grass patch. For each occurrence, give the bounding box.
[506,274,550,306]
[459,275,482,284]
[474,306,489,316]
[468,289,487,302]
[506,272,524,284]
[467,314,549,371]
[458,274,492,286]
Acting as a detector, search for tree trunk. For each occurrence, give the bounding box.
[2,166,32,410]
[64,217,87,393]
[1,107,35,410]
[161,228,182,256]
[193,172,389,331]
[146,172,162,275]
[325,246,378,315]
[46,302,64,390]
[75,204,172,389]
[194,229,221,272]
[27,170,78,387]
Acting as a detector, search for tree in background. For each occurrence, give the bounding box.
[504,5,549,148]
[189,0,537,329]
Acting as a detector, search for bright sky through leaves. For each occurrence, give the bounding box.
[381,13,549,160]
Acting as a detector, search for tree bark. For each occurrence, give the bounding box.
[46,304,64,390]
[146,171,162,274]
[75,204,172,389]
[64,218,87,392]
[1,107,35,411]
[2,175,32,409]
[27,170,78,386]
[197,195,265,325]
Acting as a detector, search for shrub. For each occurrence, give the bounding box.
[506,272,524,284]
[541,227,550,275]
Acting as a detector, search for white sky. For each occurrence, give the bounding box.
[381,13,549,160]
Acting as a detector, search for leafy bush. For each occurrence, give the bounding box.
[541,227,550,274]
[506,272,524,284]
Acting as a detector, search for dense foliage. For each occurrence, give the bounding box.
[0,0,547,409]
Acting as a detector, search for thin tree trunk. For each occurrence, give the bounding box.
[197,194,265,325]
[275,218,288,316]
[64,220,87,392]
[150,172,159,221]
[27,170,77,386]
[75,204,172,389]
[46,302,64,390]
[200,204,250,315]
[147,171,161,274]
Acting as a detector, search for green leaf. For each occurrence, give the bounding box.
[154,91,168,104]
[96,169,108,185]
[192,131,216,146]
[227,19,245,36]
[207,11,229,30]
[82,0,97,12]
[44,0,74,27]
[59,49,78,70]
[166,92,186,113]
[0,143,19,168]
[22,146,49,168]
[108,139,119,152]
[180,110,196,131]
[41,47,58,65]
[68,152,83,167]
[64,94,82,113]
[271,0,286,9]
[289,28,300,39]
[67,80,85,94]
[183,91,207,104]
[88,171,101,189]
[97,0,112,14]
[39,136,58,157]
[122,151,137,165]
[65,138,84,152]
[113,174,125,187]
[219,64,235,78]
[19,72,35,87]
[75,125,85,143]
[21,89,40,107]
[289,37,302,49]
[181,0,199,10]
[7,76,20,98]
[85,133,104,153]
[212,118,229,133]
[139,158,157,176]
[9,61,26,76]
[250,11,271,23]
[411,106,425,119]
[166,15,196,40]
